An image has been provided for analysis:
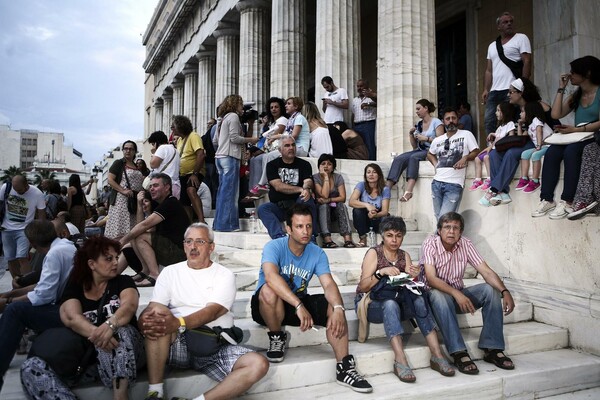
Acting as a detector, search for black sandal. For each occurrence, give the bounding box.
[135,273,156,287]
[322,241,339,248]
[483,349,514,370]
[452,351,479,375]
[343,241,356,248]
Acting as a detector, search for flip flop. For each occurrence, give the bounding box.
[400,191,413,202]
[136,276,156,287]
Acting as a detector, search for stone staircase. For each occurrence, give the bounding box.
[1,221,599,399]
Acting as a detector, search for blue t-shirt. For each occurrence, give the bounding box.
[256,237,331,297]
[353,181,391,211]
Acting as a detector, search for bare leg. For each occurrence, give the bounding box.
[325,306,349,361]
[385,179,395,189]
[258,285,285,331]
[474,158,483,180]
[131,233,159,278]
[532,160,542,180]
[187,186,205,223]
[113,378,129,400]
[424,330,444,359]
[204,352,269,400]
[483,154,491,179]
[520,159,530,179]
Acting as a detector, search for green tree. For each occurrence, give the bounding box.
[0,166,26,183]
[33,169,57,186]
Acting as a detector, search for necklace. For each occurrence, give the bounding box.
[383,248,399,267]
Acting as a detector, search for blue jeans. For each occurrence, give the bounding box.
[0,302,63,389]
[213,156,240,231]
[431,180,463,222]
[426,283,504,355]
[489,142,534,193]
[387,149,427,183]
[354,120,377,160]
[352,207,382,237]
[484,90,509,135]
[257,197,318,239]
[367,295,437,341]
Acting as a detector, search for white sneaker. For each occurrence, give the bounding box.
[532,200,556,217]
[549,200,569,219]
[499,192,512,204]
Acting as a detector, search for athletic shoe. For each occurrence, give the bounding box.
[144,391,164,400]
[479,191,499,207]
[480,178,491,191]
[468,179,483,191]
[515,178,529,190]
[499,192,512,204]
[266,331,287,363]
[522,180,540,193]
[532,200,556,217]
[549,200,569,219]
[567,201,599,220]
[257,184,269,193]
[336,355,373,393]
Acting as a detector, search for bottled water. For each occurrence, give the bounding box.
[367,227,376,247]
[249,211,257,234]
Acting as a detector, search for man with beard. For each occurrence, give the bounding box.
[427,108,479,221]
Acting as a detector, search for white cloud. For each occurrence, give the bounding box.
[21,25,56,41]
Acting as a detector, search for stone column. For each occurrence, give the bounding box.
[377,0,437,157]
[171,77,184,116]
[237,0,270,115]
[270,0,306,98]
[153,99,163,133]
[162,89,173,134]
[314,0,361,122]
[214,25,240,105]
[183,61,199,130]
[197,47,217,133]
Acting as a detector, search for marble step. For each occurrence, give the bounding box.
[239,349,600,400]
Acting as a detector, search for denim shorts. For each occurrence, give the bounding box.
[1,229,30,260]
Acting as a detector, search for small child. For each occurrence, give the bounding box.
[515,102,553,193]
[471,102,515,191]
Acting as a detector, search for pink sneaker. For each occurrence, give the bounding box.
[515,177,529,190]
[523,180,540,193]
[469,179,483,191]
[480,179,491,191]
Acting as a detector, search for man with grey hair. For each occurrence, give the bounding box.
[138,222,269,400]
[120,173,190,286]
[481,11,531,135]
[351,79,377,160]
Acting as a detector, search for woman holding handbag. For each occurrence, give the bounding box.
[21,236,145,400]
[105,140,144,239]
[355,217,454,383]
[147,130,181,199]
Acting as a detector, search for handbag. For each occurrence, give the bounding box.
[184,325,244,357]
[142,149,177,190]
[122,167,138,215]
[544,131,594,145]
[495,135,530,152]
[28,291,109,382]
[0,179,12,225]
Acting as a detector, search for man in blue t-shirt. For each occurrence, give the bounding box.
[251,204,372,393]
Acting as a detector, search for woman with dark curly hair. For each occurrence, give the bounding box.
[21,236,145,400]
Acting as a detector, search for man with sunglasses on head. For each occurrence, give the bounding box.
[427,108,479,221]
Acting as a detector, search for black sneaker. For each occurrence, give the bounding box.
[336,355,373,393]
[266,331,287,362]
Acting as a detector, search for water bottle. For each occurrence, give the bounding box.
[249,211,258,234]
[367,227,376,247]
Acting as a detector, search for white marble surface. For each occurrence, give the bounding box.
[196,48,216,133]
[214,28,240,104]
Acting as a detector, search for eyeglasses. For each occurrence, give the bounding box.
[183,239,213,246]
[444,139,450,151]
[441,224,461,232]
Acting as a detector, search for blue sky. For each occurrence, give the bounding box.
[0,0,158,166]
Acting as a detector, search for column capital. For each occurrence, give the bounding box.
[196,45,216,60]
[236,0,269,13]
[171,76,184,89]
[153,98,164,108]
[182,61,199,76]
[162,88,173,100]
[213,22,239,39]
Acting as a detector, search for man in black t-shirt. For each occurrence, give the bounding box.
[120,173,190,285]
[257,136,318,239]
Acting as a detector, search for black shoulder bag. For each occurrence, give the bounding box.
[496,36,524,79]
[28,290,110,383]
[122,165,138,215]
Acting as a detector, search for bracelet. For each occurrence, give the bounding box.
[557,88,566,94]
[104,319,117,331]
[333,304,346,312]
[295,303,303,314]
[500,289,510,296]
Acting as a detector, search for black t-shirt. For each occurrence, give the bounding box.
[153,196,191,248]
[61,275,138,327]
[266,157,313,204]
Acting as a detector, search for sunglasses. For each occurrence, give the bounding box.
[444,139,450,151]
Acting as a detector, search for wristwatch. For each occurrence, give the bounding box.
[177,316,186,333]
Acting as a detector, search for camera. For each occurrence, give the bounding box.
[240,102,259,124]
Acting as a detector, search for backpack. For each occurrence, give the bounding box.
[46,194,68,220]
[0,180,12,224]
[56,195,68,213]
[202,130,216,165]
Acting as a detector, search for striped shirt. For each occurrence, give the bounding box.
[351,96,376,123]
[419,234,484,291]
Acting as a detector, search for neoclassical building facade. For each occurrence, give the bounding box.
[142,0,598,158]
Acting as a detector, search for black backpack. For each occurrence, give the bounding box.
[202,129,216,165]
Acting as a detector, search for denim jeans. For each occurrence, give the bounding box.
[484,90,510,135]
[257,197,318,239]
[387,149,427,183]
[213,156,240,231]
[353,120,377,160]
[352,207,382,237]
[367,295,437,341]
[0,302,63,389]
[426,283,504,355]
[431,180,463,222]
[489,142,534,193]
[248,153,265,189]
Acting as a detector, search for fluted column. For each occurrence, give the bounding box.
[377,0,436,158]
[183,61,199,130]
[197,47,217,133]
[162,90,173,134]
[237,0,270,114]
[315,0,361,123]
[171,77,184,116]
[270,0,306,98]
[153,99,163,133]
[214,26,240,105]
